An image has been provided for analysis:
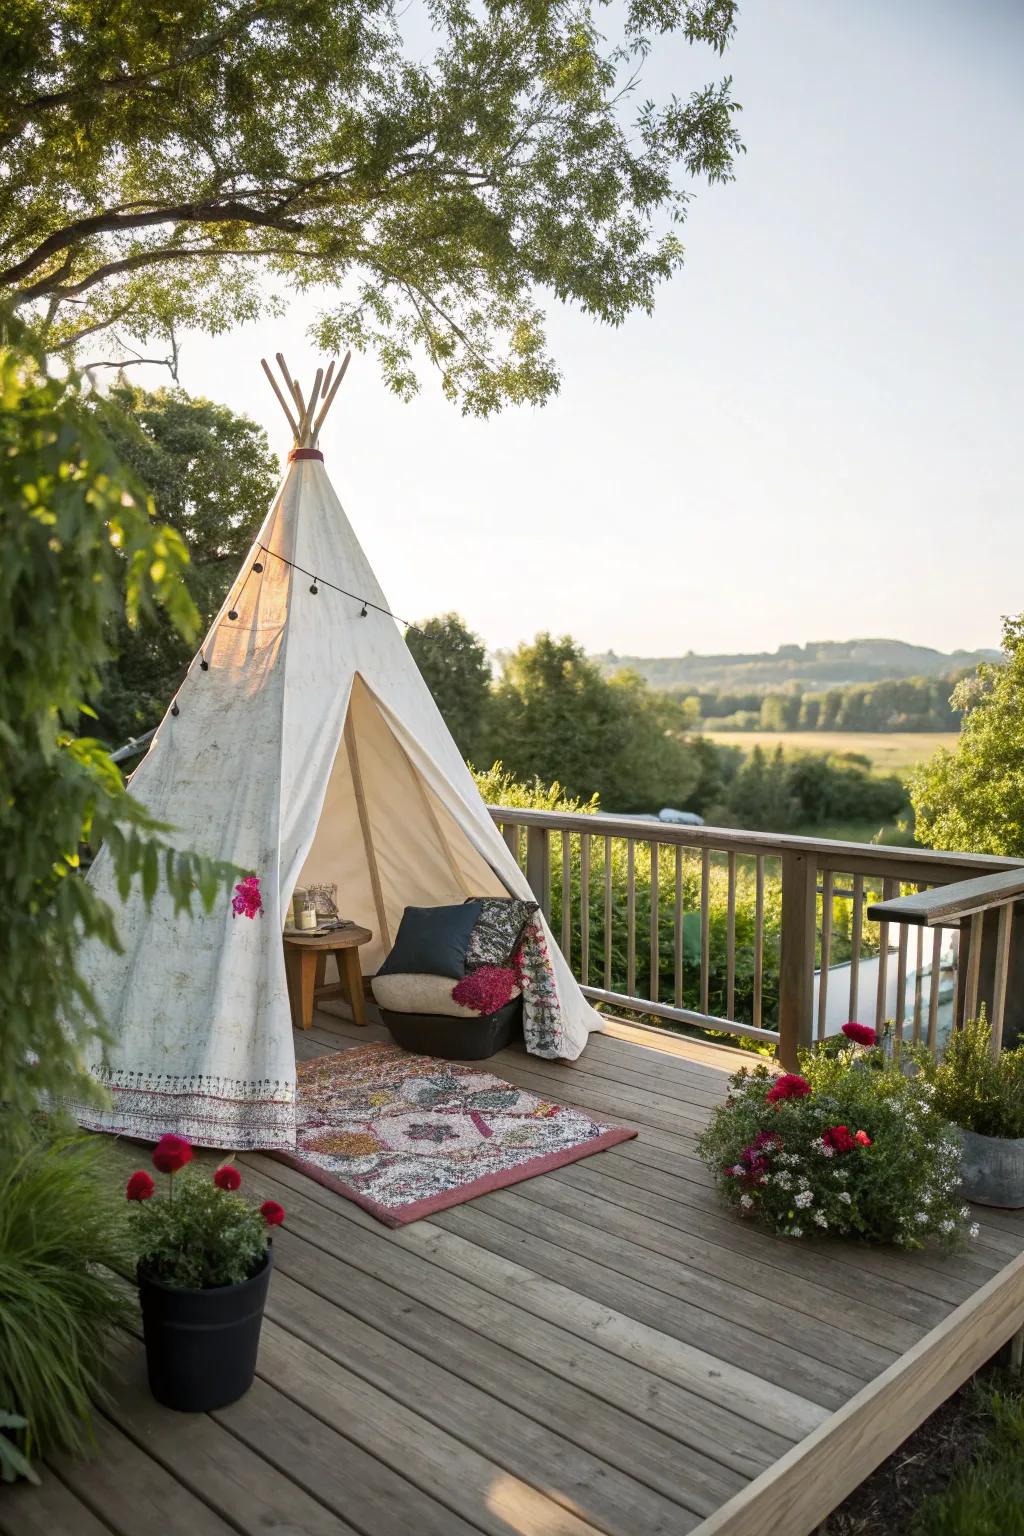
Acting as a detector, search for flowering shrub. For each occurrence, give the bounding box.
[125,1139,283,1288]
[697,1038,974,1248]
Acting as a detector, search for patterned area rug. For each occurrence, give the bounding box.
[278,1042,637,1226]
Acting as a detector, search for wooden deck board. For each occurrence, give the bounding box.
[15,1009,1024,1536]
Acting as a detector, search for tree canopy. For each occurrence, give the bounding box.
[95,383,279,745]
[910,618,1023,855]
[1,0,741,412]
[406,612,493,762]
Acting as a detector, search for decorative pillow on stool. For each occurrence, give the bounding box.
[377,901,485,980]
[464,897,538,970]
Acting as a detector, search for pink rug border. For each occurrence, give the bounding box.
[275,1052,637,1227]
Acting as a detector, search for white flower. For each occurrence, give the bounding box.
[813,1211,828,1227]
[838,1191,852,1205]
[774,1171,793,1189]
[794,1189,814,1209]
[939,1219,955,1234]
[739,1193,753,1209]
[960,1205,971,1220]
[969,1222,980,1239]
[819,1143,835,1159]
[730,1164,745,1176]
[788,1225,803,1238]
[915,1212,929,1224]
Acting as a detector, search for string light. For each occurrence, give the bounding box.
[179,543,421,699]
[171,701,180,716]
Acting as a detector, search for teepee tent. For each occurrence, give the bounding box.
[71,356,602,1150]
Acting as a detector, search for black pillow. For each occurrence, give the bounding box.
[464,896,539,970]
[377,901,485,980]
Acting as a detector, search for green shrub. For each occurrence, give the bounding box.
[696,1037,970,1248]
[928,1012,1024,1138]
[0,1130,133,1460]
[912,1377,1024,1536]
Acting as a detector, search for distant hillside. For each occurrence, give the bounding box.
[594,639,1002,694]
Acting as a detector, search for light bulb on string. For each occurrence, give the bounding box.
[359,602,368,618]
[253,560,264,573]
[171,702,180,717]
[200,656,209,671]
[310,578,319,596]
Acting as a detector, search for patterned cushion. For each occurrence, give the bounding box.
[465,897,539,971]
[371,973,486,1018]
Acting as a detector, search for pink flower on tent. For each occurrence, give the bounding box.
[231,875,264,920]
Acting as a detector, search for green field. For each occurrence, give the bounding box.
[704,729,958,777]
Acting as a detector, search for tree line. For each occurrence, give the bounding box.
[685,677,965,733]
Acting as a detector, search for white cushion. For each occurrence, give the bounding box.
[371,972,479,1018]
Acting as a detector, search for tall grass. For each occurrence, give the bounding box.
[0,1127,133,1459]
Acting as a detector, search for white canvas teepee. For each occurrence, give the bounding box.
[71,355,602,1150]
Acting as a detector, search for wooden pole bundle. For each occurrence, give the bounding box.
[260,350,353,447]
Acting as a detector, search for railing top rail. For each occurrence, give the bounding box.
[867,868,1024,927]
[485,805,1024,885]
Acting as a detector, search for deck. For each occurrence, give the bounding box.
[5,1009,1024,1536]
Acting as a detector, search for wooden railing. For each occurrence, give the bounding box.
[486,807,1024,1068]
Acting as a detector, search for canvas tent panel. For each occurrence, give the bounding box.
[67,378,603,1152]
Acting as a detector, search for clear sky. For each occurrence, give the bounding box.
[174,0,1023,659]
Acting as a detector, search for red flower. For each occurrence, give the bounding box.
[823,1124,857,1154]
[126,1170,155,1202]
[213,1165,242,1191]
[152,1133,193,1175]
[231,875,264,920]
[854,1129,872,1147]
[841,1021,877,1047]
[260,1199,285,1227]
[766,1073,812,1105]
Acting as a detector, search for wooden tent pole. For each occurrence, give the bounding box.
[260,358,300,440]
[297,366,324,445]
[312,349,352,441]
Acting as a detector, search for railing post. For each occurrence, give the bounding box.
[778,852,817,1071]
[525,825,551,922]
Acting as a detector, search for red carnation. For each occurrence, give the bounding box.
[213,1165,242,1191]
[152,1133,193,1175]
[260,1199,285,1227]
[854,1129,872,1147]
[823,1124,857,1154]
[126,1170,155,1202]
[841,1021,877,1047]
[766,1073,812,1105]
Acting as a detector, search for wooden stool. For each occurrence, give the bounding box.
[283,926,373,1030]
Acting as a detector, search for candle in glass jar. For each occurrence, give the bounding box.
[298,901,317,931]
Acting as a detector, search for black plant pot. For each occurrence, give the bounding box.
[137,1248,272,1412]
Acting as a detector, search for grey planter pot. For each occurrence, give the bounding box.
[960,1127,1024,1208]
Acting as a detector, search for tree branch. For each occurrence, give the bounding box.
[0,195,321,289]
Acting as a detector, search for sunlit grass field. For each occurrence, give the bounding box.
[704,729,959,777]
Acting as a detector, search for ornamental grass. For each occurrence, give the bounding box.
[697,1024,974,1248]
[0,1127,133,1462]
